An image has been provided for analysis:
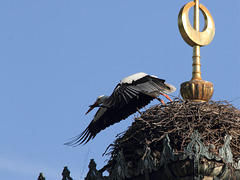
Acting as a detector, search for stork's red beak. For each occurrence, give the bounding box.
[85,101,99,115]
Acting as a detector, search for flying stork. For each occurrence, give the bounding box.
[65,72,176,145]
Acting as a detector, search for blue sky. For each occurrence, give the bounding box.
[0,1,239,180]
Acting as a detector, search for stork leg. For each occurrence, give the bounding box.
[151,95,165,105]
[160,93,173,102]
[157,98,165,105]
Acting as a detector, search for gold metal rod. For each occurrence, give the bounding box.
[194,0,200,31]
[192,0,202,80]
[192,45,202,80]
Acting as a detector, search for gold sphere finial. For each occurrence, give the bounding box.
[178,0,215,102]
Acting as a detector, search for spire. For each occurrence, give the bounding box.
[178,0,215,102]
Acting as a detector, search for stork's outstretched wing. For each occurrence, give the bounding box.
[65,74,175,145]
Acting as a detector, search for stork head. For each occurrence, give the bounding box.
[85,95,109,115]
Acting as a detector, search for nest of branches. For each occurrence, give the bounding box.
[105,100,240,166]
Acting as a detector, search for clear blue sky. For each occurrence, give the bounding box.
[0,1,239,179]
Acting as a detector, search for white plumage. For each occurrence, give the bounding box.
[120,72,148,84]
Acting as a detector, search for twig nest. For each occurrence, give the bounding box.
[105,100,240,172]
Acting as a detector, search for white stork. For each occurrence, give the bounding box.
[65,72,176,145]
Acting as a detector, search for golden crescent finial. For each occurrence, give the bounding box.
[178,1,215,47]
[178,0,215,102]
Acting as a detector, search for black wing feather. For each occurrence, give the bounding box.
[66,75,175,145]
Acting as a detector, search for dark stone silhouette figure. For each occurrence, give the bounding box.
[62,166,73,180]
[37,173,45,180]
